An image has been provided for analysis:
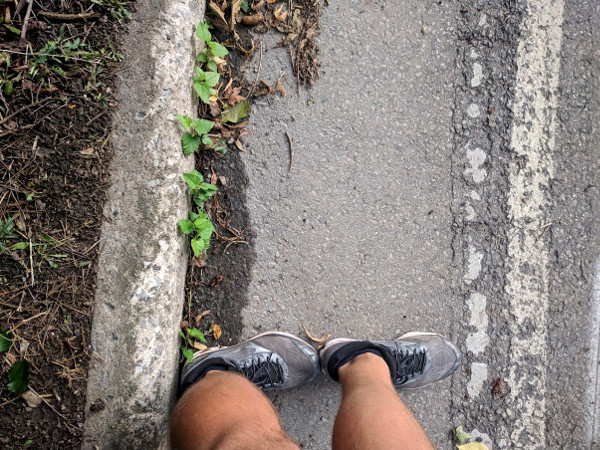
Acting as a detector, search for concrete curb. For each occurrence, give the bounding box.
[83,1,204,447]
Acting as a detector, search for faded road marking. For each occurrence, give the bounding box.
[467,362,488,398]
[466,293,489,356]
[503,0,564,447]
[464,245,483,285]
[585,259,600,447]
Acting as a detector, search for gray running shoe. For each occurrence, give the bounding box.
[320,332,461,388]
[180,332,320,392]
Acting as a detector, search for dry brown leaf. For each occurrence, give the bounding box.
[224,85,245,106]
[251,0,265,11]
[277,32,298,47]
[79,147,95,156]
[267,0,285,3]
[252,80,272,97]
[230,0,241,29]
[228,120,250,129]
[194,310,211,324]
[212,324,223,340]
[208,1,229,30]
[274,5,288,21]
[302,322,331,343]
[241,13,264,25]
[209,101,221,117]
[219,176,227,185]
[6,353,16,365]
[191,341,208,351]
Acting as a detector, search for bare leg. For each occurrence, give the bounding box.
[170,371,299,450]
[332,352,434,450]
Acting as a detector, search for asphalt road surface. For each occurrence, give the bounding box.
[226,0,600,448]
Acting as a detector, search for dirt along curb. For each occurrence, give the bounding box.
[83,0,205,447]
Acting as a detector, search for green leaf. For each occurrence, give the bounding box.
[193,118,215,136]
[208,41,229,57]
[4,24,20,35]
[194,81,211,104]
[453,426,471,445]
[178,219,194,235]
[203,70,220,88]
[198,221,215,243]
[182,169,204,189]
[177,114,193,131]
[221,99,250,123]
[197,49,209,63]
[78,261,91,267]
[181,347,193,363]
[188,210,200,221]
[7,360,29,395]
[0,328,13,353]
[193,213,211,229]
[48,260,58,268]
[12,242,28,250]
[215,138,228,155]
[24,440,33,446]
[192,183,218,208]
[190,237,205,257]
[196,21,212,42]
[179,331,186,340]
[4,81,13,95]
[25,192,34,201]
[201,135,214,146]
[182,133,201,156]
[241,0,250,12]
[206,60,218,72]
[187,328,207,343]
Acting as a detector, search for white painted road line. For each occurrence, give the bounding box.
[586,259,600,447]
[504,0,564,447]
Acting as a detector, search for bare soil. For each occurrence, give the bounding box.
[0,1,131,446]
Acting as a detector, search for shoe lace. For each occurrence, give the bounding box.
[234,354,285,388]
[394,348,427,385]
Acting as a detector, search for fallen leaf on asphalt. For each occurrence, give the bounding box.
[212,324,222,340]
[456,443,489,450]
[301,322,331,343]
[274,5,288,22]
[221,99,250,123]
[453,425,471,445]
[195,310,211,324]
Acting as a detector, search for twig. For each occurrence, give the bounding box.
[0,98,52,126]
[285,131,294,173]
[580,259,589,282]
[85,110,107,127]
[248,40,263,98]
[29,387,78,432]
[9,311,48,333]
[38,11,99,20]
[20,0,33,41]
[29,239,34,286]
[301,322,331,343]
